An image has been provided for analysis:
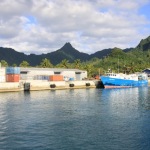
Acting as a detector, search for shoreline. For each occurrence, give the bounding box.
[0,79,149,93]
[0,80,101,92]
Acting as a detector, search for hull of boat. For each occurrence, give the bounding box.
[100,76,148,88]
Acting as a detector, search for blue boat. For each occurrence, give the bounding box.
[100,72,148,88]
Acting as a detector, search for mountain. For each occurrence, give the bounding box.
[41,42,90,65]
[0,47,43,66]
[123,48,134,52]
[0,47,27,65]
[90,48,113,59]
[136,36,150,51]
[0,35,150,66]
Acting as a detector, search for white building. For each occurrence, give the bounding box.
[20,68,87,81]
[0,67,6,82]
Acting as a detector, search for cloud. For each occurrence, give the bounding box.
[0,0,150,54]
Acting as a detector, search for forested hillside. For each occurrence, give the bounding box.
[0,36,150,77]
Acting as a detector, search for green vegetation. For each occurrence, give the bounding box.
[39,58,53,68]
[19,61,30,67]
[0,60,8,67]
[0,49,150,78]
[1,36,150,77]
[89,48,150,75]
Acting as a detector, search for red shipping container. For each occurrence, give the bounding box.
[49,75,63,81]
[6,74,20,82]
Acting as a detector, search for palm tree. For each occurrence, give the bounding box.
[12,63,17,67]
[0,60,8,67]
[73,59,81,69]
[83,64,93,78]
[19,61,30,67]
[59,59,69,68]
[39,58,53,68]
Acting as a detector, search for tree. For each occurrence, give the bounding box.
[73,59,81,69]
[0,60,8,67]
[59,59,69,68]
[40,58,53,68]
[19,61,30,67]
[12,63,17,67]
[83,64,93,78]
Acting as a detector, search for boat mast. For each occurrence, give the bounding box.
[118,56,119,73]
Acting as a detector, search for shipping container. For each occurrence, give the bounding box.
[6,67,20,74]
[42,75,49,80]
[35,75,42,80]
[21,74,34,80]
[0,75,6,82]
[34,75,49,80]
[6,74,20,82]
[49,75,63,81]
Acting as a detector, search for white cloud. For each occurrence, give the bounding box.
[0,0,150,54]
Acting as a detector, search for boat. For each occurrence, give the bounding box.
[100,72,148,88]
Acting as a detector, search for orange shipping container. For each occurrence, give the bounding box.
[49,75,63,81]
[6,74,20,82]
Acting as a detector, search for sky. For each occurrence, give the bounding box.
[0,0,150,55]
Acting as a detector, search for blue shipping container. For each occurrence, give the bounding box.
[6,67,20,74]
[42,76,49,80]
[36,75,49,80]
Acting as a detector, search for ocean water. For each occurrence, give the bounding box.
[0,87,150,150]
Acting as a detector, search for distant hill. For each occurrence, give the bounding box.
[0,35,150,66]
[136,36,150,51]
[90,48,113,59]
[0,47,43,66]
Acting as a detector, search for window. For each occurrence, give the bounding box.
[75,72,81,74]
[54,72,61,74]
[20,71,28,74]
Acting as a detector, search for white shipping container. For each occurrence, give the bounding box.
[20,75,34,80]
[0,75,6,82]
[0,68,6,76]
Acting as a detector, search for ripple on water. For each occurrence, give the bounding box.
[0,88,149,150]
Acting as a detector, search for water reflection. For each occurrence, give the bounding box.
[0,87,149,150]
[101,87,150,112]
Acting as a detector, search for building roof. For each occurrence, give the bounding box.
[142,68,150,74]
[20,67,86,72]
[143,68,150,71]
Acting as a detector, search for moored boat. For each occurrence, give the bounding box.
[100,72,148,88]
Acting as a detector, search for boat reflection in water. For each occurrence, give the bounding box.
[101,87,150,117]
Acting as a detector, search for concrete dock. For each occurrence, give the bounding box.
[0,82,24,92]
[0,79,149,93]
[23,80,101,91]
[0,80,101,92]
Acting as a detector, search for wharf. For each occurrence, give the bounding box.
[0,80,101,92]
[0,82,24,92]
[0,79,149,92]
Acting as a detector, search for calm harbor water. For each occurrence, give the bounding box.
[0,87,150,150]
